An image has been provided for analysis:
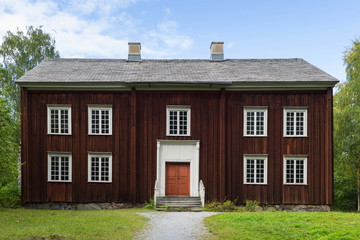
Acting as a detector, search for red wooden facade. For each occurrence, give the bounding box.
[21,88,334,205]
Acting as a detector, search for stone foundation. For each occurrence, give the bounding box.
[25,202,144,210]
[24,202,331,212]
[254,204,331,212]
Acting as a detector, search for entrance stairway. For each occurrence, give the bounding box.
[156,196,202,209]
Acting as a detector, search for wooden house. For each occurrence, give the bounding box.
[17,42,338,208]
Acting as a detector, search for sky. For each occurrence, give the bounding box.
[1,0,360,82]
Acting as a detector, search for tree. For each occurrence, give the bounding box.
[334,39,360,211]
[0,26,59,198]
[0,25,59,118]
[0,91,18,186]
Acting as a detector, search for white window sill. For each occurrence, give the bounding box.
[48,180,72,183]
[243,183,268,185]
[243,135,268,137]
[283,183,307,186]
[88,134,112,136]
[88,181,112,183]
[47,133,72,136]
[283,135,308,138]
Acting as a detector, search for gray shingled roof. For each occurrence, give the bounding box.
[16,58,338,85]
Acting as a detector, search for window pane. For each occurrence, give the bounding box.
[60,157,69,181]
[50,109,59,133]
[295,160,304,183]
[60,109,69,134]
[295,112,304,135]
[51,156,59,180]
[92,110,100,134]
[91,157,100,181]
[169,110,178,135]
[246,112,255,135]
[101,110,110,134]
[286,112,294,135]
[101,157,110,181]
[179,111,188,135]
[256,112,264,135]
[286,159,294,183]
[246,159,255,183]
[256,159,265,183]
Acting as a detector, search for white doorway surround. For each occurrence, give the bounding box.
[156,140,200,197]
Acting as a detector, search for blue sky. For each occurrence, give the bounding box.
[1,0,360,82]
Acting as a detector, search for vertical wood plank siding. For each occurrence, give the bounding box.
[21,89,333,204]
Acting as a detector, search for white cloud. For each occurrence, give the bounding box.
[0,0,193,59]
[142,21,194,58]
[227,41,236,49]
[164,7,171,19]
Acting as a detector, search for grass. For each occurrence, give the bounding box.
[205,211,360,240]
[0,207,149,240]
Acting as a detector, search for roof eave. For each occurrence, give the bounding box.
[16,80,338,91]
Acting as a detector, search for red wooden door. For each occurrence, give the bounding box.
[165,163,190,196]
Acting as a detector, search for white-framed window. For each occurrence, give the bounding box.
[244,107,268,136]
[47,105,71,135]
[48,153,72,182]
[88,153,112,183]
[283,108,307,137]
[88,106,112,135]
[243,155,268,184]
[166,106,191,136]
[283,156,307,185]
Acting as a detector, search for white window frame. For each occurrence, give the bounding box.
[47,153,72,182]
[283,108,308,137]
[88,153,112,183]
[166,106,191,136]
[243,107,268,137]
[283,156,308,185]
[88,105,113,135]
[243,154,268,184]
[47,105,72,135]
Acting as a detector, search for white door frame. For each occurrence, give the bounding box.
[156,140,200,197]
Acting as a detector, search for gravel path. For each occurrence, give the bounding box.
[134,212,217,240]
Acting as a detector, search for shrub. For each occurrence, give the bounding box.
[205,199,237,212]
[143,198,155,209]
[245,200,259,212]
[0,181,21,208]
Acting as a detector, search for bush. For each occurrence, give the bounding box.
[0,181,21,208]
[205,199,237,212]
[143,198,155,209]
[245,200,259,212]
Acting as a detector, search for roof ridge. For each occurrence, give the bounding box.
[46,58,305,62]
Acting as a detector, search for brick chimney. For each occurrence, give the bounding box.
[210,42,224,61]
[128,42,141,61]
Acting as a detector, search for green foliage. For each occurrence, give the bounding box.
[245,200,259,212]
[205,199,237,212]
[0,208,148,239]
[333,39,360,210]
[0,25,59,134]
[0,181,21,208]
[0,26,59,196]
[143,198,155,209]
[0,94,19,187]
[205,212,360,240]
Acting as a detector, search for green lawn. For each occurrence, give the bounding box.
[205,211,360,240]
[0,208,148,240]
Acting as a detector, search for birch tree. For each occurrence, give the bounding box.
[334,39,360,211]
[0,26,59,193]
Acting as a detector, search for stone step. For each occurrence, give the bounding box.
[157,197,201,201]
[156,196,202,208]
[157,203,202,207]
